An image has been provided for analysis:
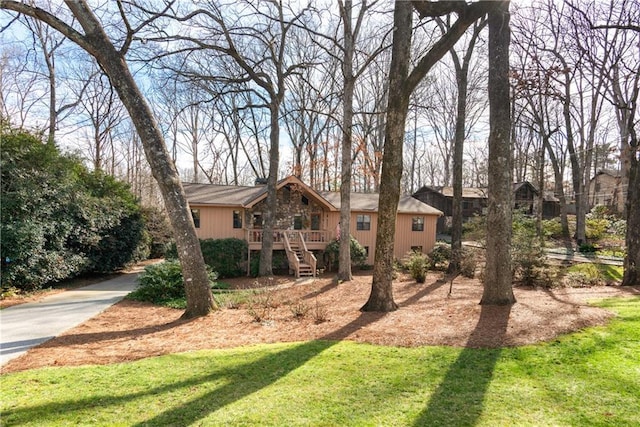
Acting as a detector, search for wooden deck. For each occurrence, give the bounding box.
[246,229,332,251]
[246,229,330,277]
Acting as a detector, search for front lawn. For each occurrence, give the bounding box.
[2,297,639,426]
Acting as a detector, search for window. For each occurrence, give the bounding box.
[311,213,321,230]
[412,216,424,231]
[191,209,200,228]
[356,214,371,231]
[233,210,242,229]
[253,213,262,228]
[294,214,303,230]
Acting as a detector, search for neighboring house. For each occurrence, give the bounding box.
[412,181,560,233]
[411,186,487,232]
[589,169,625,213]
[183,175,442,276]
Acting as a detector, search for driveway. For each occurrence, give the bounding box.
[0,270,141,367]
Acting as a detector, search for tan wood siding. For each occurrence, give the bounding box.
[351,212,378,264]
[393,214,438,261]
[191,205,245,240]
[327,210,438,265]
[192,205,439,267]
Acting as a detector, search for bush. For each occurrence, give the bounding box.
[564,263,604,287]
[1,128,146,290]
[541,218,563,239]
[585,205,627,240]
[404,251,429,283]
[249,253,260,277]
[168,238,248,278]
[325,236,367,270]
[608,218,626,236]
[462,214,486,242]
[128,260,223,307]
[141,206,173,258]
[579,243,597,253]
[201,238,248,278]
[428,243,451,271]
[512,212,547,286]
[459,249,478,278]
[586,218,609,240]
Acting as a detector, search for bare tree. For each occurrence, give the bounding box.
[441,17,488,275]
[302,0,391,282]
[511,14,572,240]
[0,41,46,128]
[154,0,314,276]
[1,0,215,318]
[481,0,516,305]
[570,0,639,285]
[74,66,127,172]
[353,47,391,192]
[362,0,495,312]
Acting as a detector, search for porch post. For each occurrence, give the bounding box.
[246,228,251,277]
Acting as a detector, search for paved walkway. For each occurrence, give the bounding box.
[0,270,141,367]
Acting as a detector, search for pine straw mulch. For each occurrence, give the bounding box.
[2,271,639,374]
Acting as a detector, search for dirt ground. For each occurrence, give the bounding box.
[2,271,639,374]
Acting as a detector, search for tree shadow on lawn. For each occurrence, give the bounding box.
[413,303,512,426]
[4,312,386,426]
[130,310,385,426]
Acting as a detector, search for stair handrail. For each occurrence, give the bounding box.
[283,232,301,277]
[297,231,317,278]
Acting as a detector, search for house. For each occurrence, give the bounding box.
[412,181,560,233]
[183,175,442,276]
[589,169,625,213]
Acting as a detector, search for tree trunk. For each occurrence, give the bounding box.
[0,0,217,318]
[339,0,354,282]
[481,1,516,306]
[259,102,281,276]
[449,72,467,274]
[362,1,494,311]
[561,71,586,246]
[361,1,413,312]
[88,37,215,319]
[542,134,571,241]
[447,19,485,275]
[622,132,639,285]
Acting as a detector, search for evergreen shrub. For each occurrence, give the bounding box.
[128,260,225,307]
[1,127,146,290]
[325,236,367,270]
[167,238,248,278]
[404,251,429,283]
[428,243,451,271]
[512,211,547,286]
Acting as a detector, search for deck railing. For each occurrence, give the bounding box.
[246,229,330,245]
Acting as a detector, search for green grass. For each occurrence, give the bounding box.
[2,297,639,426]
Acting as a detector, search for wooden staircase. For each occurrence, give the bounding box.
[284,232,316,278]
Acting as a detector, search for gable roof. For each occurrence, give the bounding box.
[183,176,337,211]
[184,175,442,215]
[244,175,336,211]
[183,182,262,206]
[413,185,488,199]
[319,191,442,215]
[414,182,559,203]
